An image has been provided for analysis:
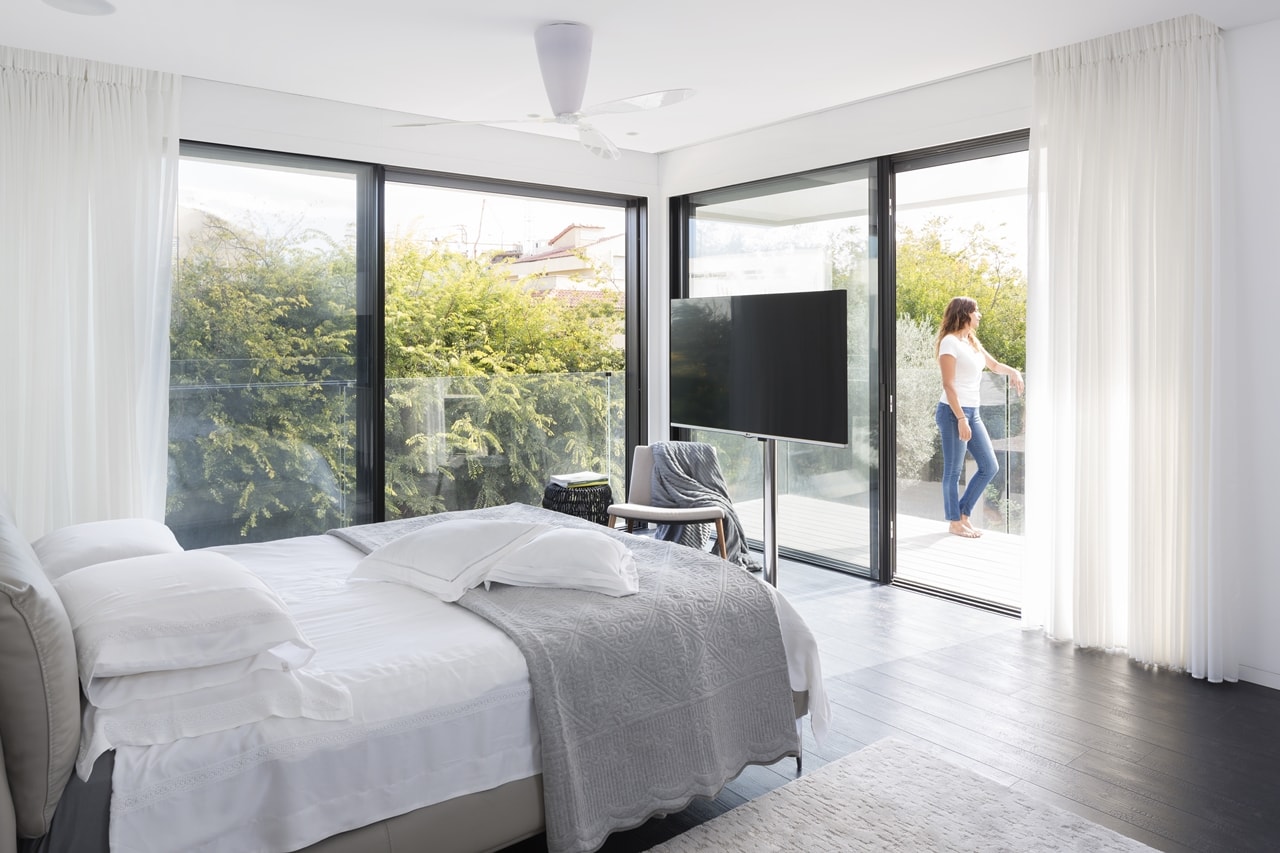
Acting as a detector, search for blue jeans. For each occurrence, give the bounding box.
[935,403,999,522]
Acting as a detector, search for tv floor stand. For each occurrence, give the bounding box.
[760,437,779,587]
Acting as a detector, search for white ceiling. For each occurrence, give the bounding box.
[3,0,1278,156]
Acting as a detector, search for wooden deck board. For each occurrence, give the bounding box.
[734,494,1024,610]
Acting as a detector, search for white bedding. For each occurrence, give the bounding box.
[105,529,829,853]
[109,535,537,853]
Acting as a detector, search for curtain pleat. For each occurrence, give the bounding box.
[0,46,180,538]
[1024,15,1236,681]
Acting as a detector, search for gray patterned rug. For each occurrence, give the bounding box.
[647,738,1156,852]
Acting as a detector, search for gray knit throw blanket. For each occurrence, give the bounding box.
[649,441,760,571]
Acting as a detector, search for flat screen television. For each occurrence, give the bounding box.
[669,290,848,447]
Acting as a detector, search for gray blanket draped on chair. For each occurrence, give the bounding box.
[649,441,760,571]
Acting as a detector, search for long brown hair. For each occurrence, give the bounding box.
[935,296,981,357]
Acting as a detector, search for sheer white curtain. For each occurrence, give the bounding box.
[1023,15,1236,681]
[0,47,180,539]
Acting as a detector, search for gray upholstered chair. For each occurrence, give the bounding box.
[606,444,728,559]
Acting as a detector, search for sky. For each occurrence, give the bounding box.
[178,157,623,257]
[895,151,1029,274]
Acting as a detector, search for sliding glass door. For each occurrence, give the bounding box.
[380,175,633,518]
[168,145,642,548]
[168,145,372,547]
[680,162,880,576]
[889,135,1028,611]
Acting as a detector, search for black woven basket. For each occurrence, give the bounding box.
[541,482,613,526]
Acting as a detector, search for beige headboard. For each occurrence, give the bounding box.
[0,732,16,853]
[0,498,80,840]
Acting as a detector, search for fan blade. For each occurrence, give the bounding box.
[577,122,620,160]
[394,116,554,128]
[581,88,696,116]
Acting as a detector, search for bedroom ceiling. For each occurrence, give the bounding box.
[3,0,1278,156]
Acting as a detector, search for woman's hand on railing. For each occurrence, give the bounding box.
[1008,368,1024,397]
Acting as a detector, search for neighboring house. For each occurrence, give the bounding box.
[499,224,625,303]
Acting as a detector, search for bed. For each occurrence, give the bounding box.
[0,497,828,853]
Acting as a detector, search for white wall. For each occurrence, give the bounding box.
[659,60,1032,197]
[181,78,661,198]
[1222,19,1280,689]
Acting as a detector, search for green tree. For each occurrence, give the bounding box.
[383,238,624,518]
[894,315,945,480]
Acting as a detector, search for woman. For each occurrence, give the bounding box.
[935,296,1024,538]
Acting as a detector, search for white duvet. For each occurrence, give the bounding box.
[106,531,828,853]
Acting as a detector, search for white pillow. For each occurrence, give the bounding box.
[33,518,182,580]
[485,528,639,597]
[350,518,551,602]
[76,668,352,780]
[83,643,313,709]
[53,551,314,685]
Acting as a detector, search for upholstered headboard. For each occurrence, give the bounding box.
[0,495,80,843]
[0,732,16,853]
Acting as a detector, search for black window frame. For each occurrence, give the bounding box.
[174,142,646,535]
[670,130,1031,586]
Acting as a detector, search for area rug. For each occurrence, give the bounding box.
[646,738,1156,852]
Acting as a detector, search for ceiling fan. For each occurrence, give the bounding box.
[396,21,694,160]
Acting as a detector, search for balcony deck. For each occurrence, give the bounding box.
[735,493,1024,611]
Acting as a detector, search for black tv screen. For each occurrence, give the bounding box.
[669,290,848,447]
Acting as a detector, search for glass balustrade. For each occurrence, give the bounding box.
[166,366,624,547]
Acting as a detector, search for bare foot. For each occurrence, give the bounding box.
[949,521,980,538]
[960,515,983,537]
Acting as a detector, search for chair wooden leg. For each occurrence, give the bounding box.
[607,515,618,531]
[714,518,727,560]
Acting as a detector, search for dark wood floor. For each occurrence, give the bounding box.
[507,559,1280,852]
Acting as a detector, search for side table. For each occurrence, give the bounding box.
[541,482,613,526]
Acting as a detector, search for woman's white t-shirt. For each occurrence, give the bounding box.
[937,334,985,407]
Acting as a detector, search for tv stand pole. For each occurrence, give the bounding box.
[761,437,779,587]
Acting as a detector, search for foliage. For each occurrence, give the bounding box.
[383,238,624,519]
[168,216,625,546]
[168,214,357,544]
[894,315,944,481]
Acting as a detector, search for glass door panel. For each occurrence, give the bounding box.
[684,163,878,576]
[382,180,628,518]
[168,150,363,547]
[892,146,1027,610]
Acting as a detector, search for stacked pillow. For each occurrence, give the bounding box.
[33,517,183,580]
[42,522,351,779]
[352,519,639,599]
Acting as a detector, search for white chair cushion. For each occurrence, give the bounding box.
[606,502,725,523]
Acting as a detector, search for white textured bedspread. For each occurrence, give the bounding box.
[333,503,830,853]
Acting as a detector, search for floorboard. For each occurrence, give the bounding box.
[503,560,1280,853]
